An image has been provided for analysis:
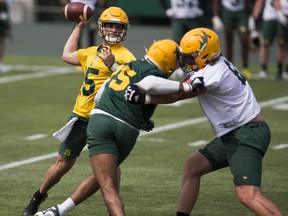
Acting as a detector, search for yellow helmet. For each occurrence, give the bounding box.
[179,28,221,72]
[145,39,179,77]
[98,7,129,44]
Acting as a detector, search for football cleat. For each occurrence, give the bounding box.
[34,205,60,216]
[22,193,48,216]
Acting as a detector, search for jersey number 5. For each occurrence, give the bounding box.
[109,65,137,91]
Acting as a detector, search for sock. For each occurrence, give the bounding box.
[243,63,248,69]
[58,197,76,215]
[261,64,267,72]
[176,211,190,216]
[34,189,46,200]
[277,63,282,76]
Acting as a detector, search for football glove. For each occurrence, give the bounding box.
[212,16,224,31]
[249,30,262,51]
[277,11,288,27]
[140,119,155,132]
[191,77,204,92]
[124,85,146,104]
[248,16,256,32]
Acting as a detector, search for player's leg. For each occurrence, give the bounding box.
[284,47,288,79]
[225,122,282,215]
[35,167,122,215]
[22,116,88,216]
[224,26,234,62]
[23,155,76,216]
[176,137,228,216]
[176,152,211,215]
[237,11,251,79]
[258,20,278,78]
[90,154,124,216]
[86,114,138,216]
[221,8,234,62]
[275,23,288,79]
[235,186,283,216]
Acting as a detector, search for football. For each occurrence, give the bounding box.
[62,2,94,23]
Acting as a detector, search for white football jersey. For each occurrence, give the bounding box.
[262,0,277,21]
[280,0,288,15]
[221,0,245,11]
[189,56,261,137]
[170,0,202,19]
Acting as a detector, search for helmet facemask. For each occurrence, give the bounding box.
[180,28,221,72]
[179,51,200,73]
[98,21,128,44]
[98,7,129,44]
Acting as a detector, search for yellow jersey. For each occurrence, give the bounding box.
[73,43,136,118]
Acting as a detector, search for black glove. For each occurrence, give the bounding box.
[140,119,155,132]
[124,85,146,104]
[191,77,204,92]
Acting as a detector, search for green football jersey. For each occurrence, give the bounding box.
[96,59,166,129]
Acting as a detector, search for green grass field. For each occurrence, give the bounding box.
[0,56,287,216]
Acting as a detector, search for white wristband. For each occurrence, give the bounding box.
[183,83,192,92]
[145,94,151,104]
[109,62,120,72]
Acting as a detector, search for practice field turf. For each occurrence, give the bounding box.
[0,56,287,216]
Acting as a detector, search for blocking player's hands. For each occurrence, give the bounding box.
[97,46,115,68]
[188,77,205,92]
[124,85,146,104]
[140,119,155,132]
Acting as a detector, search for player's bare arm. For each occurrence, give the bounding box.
[62,15,89,65]
[125,76,206,104]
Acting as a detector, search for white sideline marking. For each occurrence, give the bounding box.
[137,138,164,142]
[0,96,288,171]
[272,103,288,111]
[271,144,288,150]
[0,153,58,171]
[24,134,49,140]
[188,140,208,147]
[0,65,74,84]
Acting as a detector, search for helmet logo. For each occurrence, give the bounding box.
[195,30,209,52]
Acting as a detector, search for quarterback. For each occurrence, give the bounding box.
[22,6,135,216]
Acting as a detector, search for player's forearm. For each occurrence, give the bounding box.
[136,76,192,95]
[62,25,82,64]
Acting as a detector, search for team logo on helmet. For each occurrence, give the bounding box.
[195,30,208,52]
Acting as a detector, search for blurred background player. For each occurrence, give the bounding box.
[22,6,135,216]
[159,0,205,80]
[0,0,11,73]
[212,0,252,79]
[159,0,204,44]
[274,0,288,79]
[249,0,288,79]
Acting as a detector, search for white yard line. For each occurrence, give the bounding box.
[0,65,74,84]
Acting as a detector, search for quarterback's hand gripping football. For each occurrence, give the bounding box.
[191,77,205,92]
[125,85,146,104]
